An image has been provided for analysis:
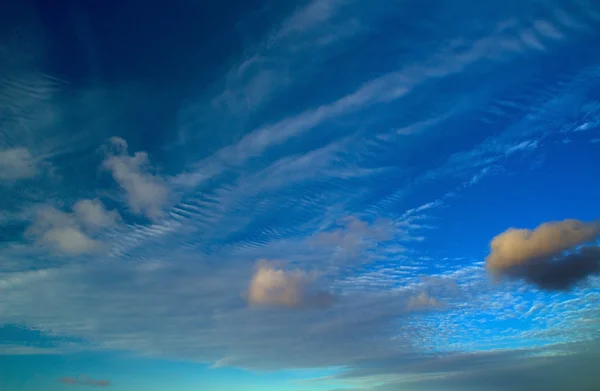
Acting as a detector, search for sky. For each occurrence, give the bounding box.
[1,0,600,390]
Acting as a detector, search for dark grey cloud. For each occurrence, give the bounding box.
[505,246,600,291]
[330,341,600,391]
[407,343,600,391]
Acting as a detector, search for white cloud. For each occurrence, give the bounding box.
[103,137,170,221]
[400,200,444,220]
[25,200,120,256]
[209,0,359,115]
[40,227,101,255]
[524,303,544,317]
[0,148,37,181]
[504,139,539,155]
[73,199,120,230]
[177,12,576,190]
[276,0,348,38]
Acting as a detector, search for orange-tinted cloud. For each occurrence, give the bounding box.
[246,260,332,308]
[486,219,600,290]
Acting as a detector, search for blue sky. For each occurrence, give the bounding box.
[1,0,600,390]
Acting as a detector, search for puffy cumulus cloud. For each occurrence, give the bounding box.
[25,200,120,255]
[486,219,600,290]
[102,137,169,221]
[246,260,333,308]
[60,375,110,387]
[486,219,600,269]
[73,199,121,230]
[40,227,101,255]
[0,147,38,181]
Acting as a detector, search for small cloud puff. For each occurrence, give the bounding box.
[246,260,332,309]
[103,137,169,221]
[60,374,110,387]
[0,147,38,181]
[406,292,442,311]
[26,200,120,255]
[486,219,600,290]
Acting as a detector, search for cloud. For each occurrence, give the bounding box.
[276,0,347,38]
[399,200,444,220]
[486,219,600,290]
[176,8,579,190]
[1,250,597,387]
[0,259,424,370]
[312,216,394,262]
[103,137,169,221]
[246,260,332,308]
[0,148,38,181]
[73,199,121,230]
[504,139,539,155]
[466,165,503,186]
[486,219,600,269]
[25,200,119,255]
[60,375,110,387]
[1,4,599,391]
[406,292,443,312]
[26,206,98,255]
[208,0,359,115]
[40,227,101,255]
[0,345,64,355]
[335,341,600,391]
[509,246,600,291]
